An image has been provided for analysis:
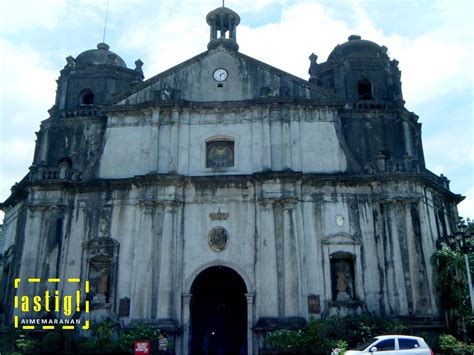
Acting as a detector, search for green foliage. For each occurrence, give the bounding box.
[466,218,474,233]
[435,248,468,310]
[42,331,64,352]
[15,334,40,352]
[91,318,118,346]
[74,319,119,353]
[300,320,330,353]
[438,334,474,354]
[0,327,15,353]
[267,329,304,353]
[266,316,408,354]
[434,244,474,338]
[75,336,99,352]
[267,314,408,354]
[115,323,160,354]
[325,315,407,348]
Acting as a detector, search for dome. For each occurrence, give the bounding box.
[75,43,127,68]
[206,7,240,26]
[327,35,385,61]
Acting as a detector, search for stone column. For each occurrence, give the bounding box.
[16,206,45,306]
[257,199,279,316]
[182,293,192,355]
[282,116,291,170]
[150,110,160,172]
[403,121,414,156]
[157,202,177,319]
[290,108,302,170]
[281,198,300,316]
[38,129,49,164]
[261,108,272,170]
[131,202,155,318]
[245,293,255,355]
[169,110,179,174]
[404,201,430,314]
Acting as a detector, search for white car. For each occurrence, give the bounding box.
[345,335,433,355]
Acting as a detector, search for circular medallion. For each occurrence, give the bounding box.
[208,226,229,252]
[213,68,228,82]
[335,215,344,227]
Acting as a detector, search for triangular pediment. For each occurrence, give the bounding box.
[322,232,361,245]
[110,47,341,106]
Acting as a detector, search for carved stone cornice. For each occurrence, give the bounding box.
[138,199,182,212]
[275,197,298,209]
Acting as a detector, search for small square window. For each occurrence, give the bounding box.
[206,140,234,168]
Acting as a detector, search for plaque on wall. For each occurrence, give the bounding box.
[308,294,321,314]
[118,297,130,317]
[206,140,234,168]
[208,226,229,252]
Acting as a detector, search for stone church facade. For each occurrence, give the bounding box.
[0,6,463,354]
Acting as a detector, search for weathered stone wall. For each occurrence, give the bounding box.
[98,104,349,178]
[3,175,451,323]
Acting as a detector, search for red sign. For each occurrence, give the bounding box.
[134,340,150,355]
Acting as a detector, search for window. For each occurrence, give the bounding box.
[399,338,420,350]
[79,89,94,106]
[330,252,356,301]
[375,339,395,351]
[358,79,373,100]
[89,256,112,303]
[83,237,119,307]
[206,140,234,168]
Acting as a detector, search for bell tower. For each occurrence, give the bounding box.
[206,6,240,51]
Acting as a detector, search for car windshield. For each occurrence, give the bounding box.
[356,338,379,351]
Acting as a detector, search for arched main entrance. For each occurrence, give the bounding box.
[190,266,247,354]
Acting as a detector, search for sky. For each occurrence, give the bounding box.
[0,0,473,221]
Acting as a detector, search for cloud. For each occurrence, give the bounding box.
[0,39,57,213]
[0,0,472,222]
[459,187,474,220]
[0,0,67,34]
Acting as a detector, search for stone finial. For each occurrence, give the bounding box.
[308,52,319,83]
[65,55,76,70]
[376,152,386,172]
[135,59,143,69]
[135,59,144,79]
[97,42,110,50]
[348,34,361,41]
[107,53,117,64]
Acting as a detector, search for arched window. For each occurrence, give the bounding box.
[358,79,374,100]
[330,251,356,301]
[79,89,94,106]
[83,237,119,307]
[89,255,112,303]
[57,157,72,168]
[206,139,235,168]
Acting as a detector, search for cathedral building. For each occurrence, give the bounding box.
[0,6,463,354]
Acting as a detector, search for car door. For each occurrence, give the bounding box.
[397,337,426,355]
[371,338,397,355]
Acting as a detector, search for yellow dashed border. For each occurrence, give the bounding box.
[14,278,89,330]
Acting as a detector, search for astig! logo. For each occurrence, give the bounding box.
[14,278,90,330]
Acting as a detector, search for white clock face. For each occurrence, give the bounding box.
[336,215,344,227]
[213,68,228,82]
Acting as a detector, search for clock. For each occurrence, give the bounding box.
[213,68,228,82]
[335,215,344,227]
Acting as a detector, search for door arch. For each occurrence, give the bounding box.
[190,266,247,354]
